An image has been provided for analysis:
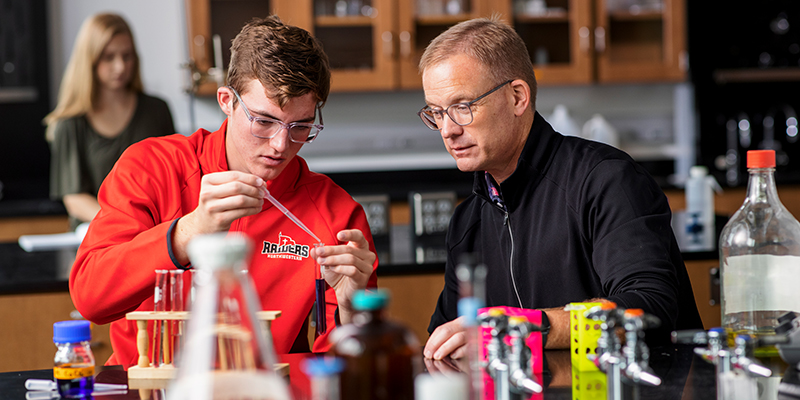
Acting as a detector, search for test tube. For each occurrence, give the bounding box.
[314,243,327,335]
[169,270,186,364]
[153,270,185,367]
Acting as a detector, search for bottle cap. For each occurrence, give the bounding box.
[457,297,483,326]
[624,308,644,318]
[53,320,91,343]
[352,289,389,311]
[689,165,708,178]
[300,356,344,377]
[747,150,776,169]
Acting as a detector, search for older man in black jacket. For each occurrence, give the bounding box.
[418,17,702,360]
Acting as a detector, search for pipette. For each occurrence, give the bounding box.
[264,188,326,335]
[264,190,321,242]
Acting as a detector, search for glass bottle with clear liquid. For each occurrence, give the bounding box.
[720,149,800,355]
[168,233,292,400]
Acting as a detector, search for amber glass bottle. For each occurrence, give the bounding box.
[330,289,421,400]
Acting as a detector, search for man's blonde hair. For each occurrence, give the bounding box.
[419,16,537,110]
[43,13,142,141]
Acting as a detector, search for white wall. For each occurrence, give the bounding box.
[47,0,223,136]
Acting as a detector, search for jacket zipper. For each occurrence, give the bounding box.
[505,210,524,308]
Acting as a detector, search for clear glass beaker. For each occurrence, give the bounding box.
[168,233,292,400]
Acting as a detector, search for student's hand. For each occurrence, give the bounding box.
[313,229,376,324]
[424,317,468,360]
[173,171,265,264]
[188,171,266,233]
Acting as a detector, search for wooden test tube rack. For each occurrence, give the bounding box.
[126,310,287,387]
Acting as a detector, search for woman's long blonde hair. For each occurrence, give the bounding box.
[43,13,143,141]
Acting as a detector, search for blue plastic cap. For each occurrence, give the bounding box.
[352,289,389,311]
[53,320,91,343]
[458,297,483,327]
[301,356,345,377]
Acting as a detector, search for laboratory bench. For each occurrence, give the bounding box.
[2,345,798,399]
[0,235,445,374]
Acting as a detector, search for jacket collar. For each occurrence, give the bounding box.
[472,111,563,211]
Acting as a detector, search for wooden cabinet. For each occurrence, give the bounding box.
[499,0,594,84]
[287,0,398,91]
[595,0,687,82]
[380,272,444,343]
[684,259,721,330]
[396,1,509,89]
[289,0,492,91]
[506,0,687,85]
[185,0,279,96]
[0,216,69,242]
[185,0,503,93]
[185,0,686,93]
[0,292,112,372]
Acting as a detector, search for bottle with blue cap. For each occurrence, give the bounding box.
[53,320,95,398]
[301,356,345,400]
[329,289,420,400]
[456,253,487,400]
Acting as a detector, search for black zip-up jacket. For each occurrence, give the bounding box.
[429,112,703,343]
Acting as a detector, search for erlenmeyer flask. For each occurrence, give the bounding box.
[168,233,292,400]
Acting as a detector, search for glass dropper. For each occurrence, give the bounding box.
[264,189,328,335]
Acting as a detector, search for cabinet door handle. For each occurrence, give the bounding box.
[709,267,720,306]
[382,31,394,58]
[400,31,411,58]
[579,26,590,53]
[193,34,207,63]
[594,26,606,53]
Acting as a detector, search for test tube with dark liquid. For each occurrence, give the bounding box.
[314,243,327,335]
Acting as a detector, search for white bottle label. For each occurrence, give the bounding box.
[723,254,800,314]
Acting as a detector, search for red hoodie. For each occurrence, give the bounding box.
[70,120,378,368]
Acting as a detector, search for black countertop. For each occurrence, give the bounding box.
[0,217,714,295]
[0,242,72,295]
[2,345,797,399]
[0,198,66,218]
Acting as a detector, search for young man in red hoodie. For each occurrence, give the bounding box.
[70,16,378,368]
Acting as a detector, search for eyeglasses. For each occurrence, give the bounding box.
[418,80,512,130]
[228,86,324,143]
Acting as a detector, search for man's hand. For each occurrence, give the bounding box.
[173,171,266,264]
[313,229,376,324]
[423,317,468,360]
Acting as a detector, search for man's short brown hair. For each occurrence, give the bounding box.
[227,16,331,108]
[419,17,537,110]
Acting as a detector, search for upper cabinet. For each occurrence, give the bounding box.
[184,0,687,95]
[185,0,278,96]
[279,0,398,91]
[594,0,687,83]
[291,0,491,91]
[508,0,687,85]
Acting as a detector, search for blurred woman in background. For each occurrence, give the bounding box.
[44,13,175,230]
